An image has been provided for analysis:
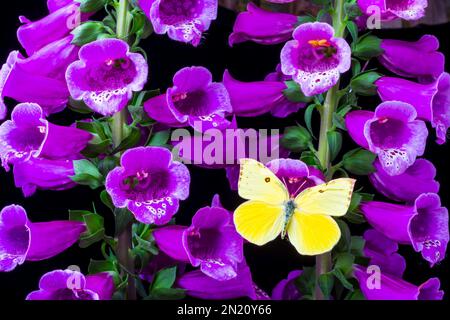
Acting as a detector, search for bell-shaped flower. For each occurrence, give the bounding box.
[357,0,428,21]
[66,38,148,116]
[363,229,406,278]
[153,205,244,281]
[26,269,115,300]
[360,193,449,267]
[145,66,231,131]
[369,159,439,203]
[280,22,351,96]
[47,0,75,12]
[272,270,303,300]
[17,2,87,55]
[0,205,85,272]
[176,263,258,300]
[223,70,306,118]
[345,101,428,176]
[376,73,450,144]
[105,147,190,225]
[0,103,92,170]
[141,0,218,46]
[229,3,299,46]
[0,50,70,119]
[13,158,77,197]
[353,265,443,300]
[379,35,445,82]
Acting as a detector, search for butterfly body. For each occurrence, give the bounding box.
[281,199,296,239]
[234,159,356,256]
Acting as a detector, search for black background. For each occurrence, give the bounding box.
[0,1,448,301]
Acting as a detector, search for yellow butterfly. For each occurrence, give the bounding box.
[234,159,356,256]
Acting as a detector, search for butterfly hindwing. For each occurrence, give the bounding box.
[234,200,286,246]
[294,178,356,217]
[287,210,341,256]
[238,158,289,205]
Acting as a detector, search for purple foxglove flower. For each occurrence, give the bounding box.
[361,193,449,267]
[272,270,302,300]
[145,66,231,131]
[345,101,428,176]
[229,3,298,46]
[27,270,114,300]
[142,0,218,46]
[66,38,148,116]
[280,22,351,97]
[376,73,450,144]
[353,265,443,300]
[106,147,190,225]
[0,205,85,272]
[85,273,115,300]
[0,51,70,118]
[0,103,91,170]
[13,158,77,197]
[379,35,445,82]
[47,0,75,12]
[177,263,257,300]
[357,0,428,21]
[223,70,306,118]
[154,206,244,281]
[363,229,406,278]
[15,35,79,81]
[369,159,439,203]
[17,2,87,55]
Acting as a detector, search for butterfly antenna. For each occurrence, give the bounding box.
[292,179,308,197]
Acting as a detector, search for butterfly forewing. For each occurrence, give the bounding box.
[294,178,356,216]
[238,158,289,205]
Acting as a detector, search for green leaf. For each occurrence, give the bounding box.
[76,0,106,12]
[353,34,383,60]
[304,104,317,139]
[332,268,354,291]
[351,58,361,77]
[282,81,314,103]
[68,98,93,114]
[346,21,358,44]
[332,113,347,131]
[69,210,105,248]
[100,190,114,211]
[146,288,185,300]
[342,148,377,175]
[296,15,316,26]
[344,2,363,19]
[114,208,134,237]
[345,289,365,300]
[281,126,312,152]
[97,156,118,176]
[71,160,104,189]
[82,139,112,158]
[112,126,141,154]
[334,253,355,277]
[151,267,177,290]
[300,151,321,168]
[318,273,335,299]
[71,22,106,46]
[350,71,382,96]
[147,130,171,147]
[350,236,366,257]
[295,266,315,297]
[335,219,351,253]
[327,131,342,162]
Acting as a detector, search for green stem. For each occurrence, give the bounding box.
[113,0,136,301]
[314,0,346,300]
